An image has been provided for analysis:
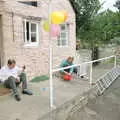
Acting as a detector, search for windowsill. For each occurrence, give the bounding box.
[57,45,69,48]
[23,42,39,47]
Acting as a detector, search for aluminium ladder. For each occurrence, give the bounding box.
[96,66,120,95]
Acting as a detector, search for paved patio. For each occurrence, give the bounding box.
[0,63,114,120]
[0,77,89,120]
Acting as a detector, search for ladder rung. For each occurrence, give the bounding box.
[97,66,120,95]
[99,79,107,88]
[107,73,114,81]
[105,75,112,83]
[97,80,105,92]
[102,78,108,88]
[103,77,109,87]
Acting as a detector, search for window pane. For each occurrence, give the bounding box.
[23,21,25,32]
[23,32,25,42]
[62,39,67,46]
[61,33,66,38]
[58,36,60,40]
[57,24,68,46]
[31,23,36,32]
[26,22,29,41]
[57,40,61,46]
[31,33,37,42]
[57,36,60,45]
[61,25,65,30]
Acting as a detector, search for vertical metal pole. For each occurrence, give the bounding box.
[114,56,117,68]
[90,62,93,85]
[48,0,54,109]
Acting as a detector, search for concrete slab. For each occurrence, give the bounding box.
[69,77,120,120]
[0,64,114,120]
[0,76,90,120]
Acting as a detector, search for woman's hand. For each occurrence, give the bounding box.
[22,65,26,72]
[64,71,71,76]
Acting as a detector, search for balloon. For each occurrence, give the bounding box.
[50,24,61,37]
[63,74,72,81]
[43,21,49,32]
[51,12,64,24]
[61,11,68,21]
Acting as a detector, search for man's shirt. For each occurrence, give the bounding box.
[0,66,20,82]
[60,59,74,74]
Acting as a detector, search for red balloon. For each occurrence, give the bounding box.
[63,74,72,81]
[69,75,72,80]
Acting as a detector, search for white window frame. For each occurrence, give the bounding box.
[23,19,39,47]
[57,24,69,47]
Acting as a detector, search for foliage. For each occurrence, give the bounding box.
[94,10,119,45]
[114,0,120,11]
[70,0,120,49]
[80,10,120,48]
[69,0,101,37]
[113,37,120,45]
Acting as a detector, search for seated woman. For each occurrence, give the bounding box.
[60,57,77,76]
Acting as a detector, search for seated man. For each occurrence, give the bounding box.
[60,57,77,76]
[0,59,33,101]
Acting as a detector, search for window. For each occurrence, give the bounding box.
[57,24,69,47]
[23,20,39,46]
[19,1,38,7]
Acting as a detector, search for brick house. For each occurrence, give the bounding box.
[0,0,76,79]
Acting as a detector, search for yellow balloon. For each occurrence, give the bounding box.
[51,12,64,24]
[43,21,49,32]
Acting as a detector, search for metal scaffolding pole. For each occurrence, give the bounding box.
[48,0,54,110]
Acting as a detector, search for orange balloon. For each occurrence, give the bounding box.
[61,11,68,21]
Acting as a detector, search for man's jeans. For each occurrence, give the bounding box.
[4,73,27,96]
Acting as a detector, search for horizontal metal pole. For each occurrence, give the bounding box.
[52,55,116,73]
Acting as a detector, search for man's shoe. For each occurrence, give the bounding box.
[14,94,21,101]
[22,90,33,95]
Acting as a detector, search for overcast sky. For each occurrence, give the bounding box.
[100,0,118,12]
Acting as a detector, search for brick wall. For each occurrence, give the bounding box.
[0,0,76,80]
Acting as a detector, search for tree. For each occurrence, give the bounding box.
[69,0,101,37]
[70,0,120,62]
[114,0,120,11]
[90,10,120,44]
[80,10,120,60]
[70,0,102,63]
